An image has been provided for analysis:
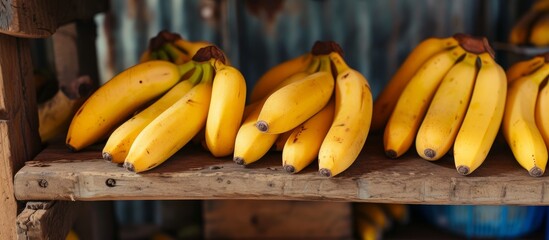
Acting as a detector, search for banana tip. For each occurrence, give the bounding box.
[255,121,269,132]
[284,165,295,173]
[456,165,470,175]
[319,168,332,177]
[123,162,136,172]
[66,144,78,152]
[102,152,112,162]
[424,149,436,160]
[529,167,544,177]
[385,150,398,159]
[233,157,245,166]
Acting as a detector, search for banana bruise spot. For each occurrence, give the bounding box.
[256,120,269,132]
[529,166,544,177]
[456,165,470,175]
[424,149,436,159]
[233,157,245,165]
[319,168,332,177]
[102,152,112,162]
[385,150,398,159]
[123,162,135,172]
[284,165,295,173]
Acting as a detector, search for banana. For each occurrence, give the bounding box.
[233,100,279,166]
[530,13,549,46]
[415,53,478,161]
[274,130,293,152]
[502,64,549,177]
[174,39,214,57]
[509,10,540,45]
[355,216,382,240]
[102,68,201,163]
[454,53,508,175]
[249,53,313,102]
[205,61,247,157]
[380,204,409,225]
[371,36,459,131]
[318,52,373,177]
[282,100,334,174]
[255,56,334,134]
[535,63,549,155]
[161,43,191,64]
[66,60,195,151]
[38,76,93,143]
[123,63,213,173]
[139,49,152,63]
[506,56,545,83]
[384,46,466,159]
[354,203,392,230]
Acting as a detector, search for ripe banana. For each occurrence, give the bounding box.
[509,0,549,45]
[66,60,195,151]
[384,46,466,159]
[355,216,382,240]
[123,63,213,173]
[415,53,478,161]
[503,64,549,177]
[174,39,214,57]
[318,52,373,177]
[256,57,334,134]
[233,100,279,166]
[371,36,459,131]
[274,130,293,152]
[249,53,313,102]
[205,62,247,157]
[38,76,93,143]
[530,13,549,46]
[506,55,545,83]
[102,68,201,163]
[454,53,508,175]
[536,66,549,152]
[282,100,334,174]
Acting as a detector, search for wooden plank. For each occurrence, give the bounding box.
[12,134,549,205]
[0,0,108,38]
[16,201,81,239]
[0,34,42,240]
[203,200,353,239]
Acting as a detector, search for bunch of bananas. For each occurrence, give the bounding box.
[67,44,247,173]
[139,30,216,64]
[354,203,409,240]
[378,33,508,176]
[503,53,549,177]
[237,41,373,177]
[509,0,549,47]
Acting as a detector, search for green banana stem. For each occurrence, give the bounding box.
[330,52,351,75]
[163,43,187,62]
[200,63,215,84]
[177,61,196,77]
[157,50,170,61]
[150,51,159,60]
[187,64,204,85]
[307,56,321,73]
[319,56,332,75]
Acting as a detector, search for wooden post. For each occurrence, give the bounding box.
[0,34,42,240]
[16,201,82,239]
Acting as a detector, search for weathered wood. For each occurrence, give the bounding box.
[0,34,42,240]
[203,200,353,239]
[16,201,81,239]
[0,0,108,38]
[12,134,549,205]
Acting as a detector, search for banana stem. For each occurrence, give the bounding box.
[150,51,159,60]
[163,43,190,63]
[319,56,332,75]
[157,50,169,61]
[329,52,350,75]
[307,57,321,73]
[187,64,204,85]
[200,63,215,84]
[177,61,196,77]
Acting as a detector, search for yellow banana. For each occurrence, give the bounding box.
[371,36,459,131]
[274,130,293,152]
[256,57,334,134]
[415,53,478,161]
[250,53,313,102]
[205,62,247,157]
[454,53,508,175]
[282,100,334,174]
[509,10,540,45]
[384,46,466,159]
[66,60,194,151]
[139,49,152,63]
[161,43,191,64]
[506,56,545,83]
[233,100,279,166]
[102,68,200,163]
[355,216,382,240]
[38,76,93,143]
[530,13,549,46]
[503,64,549,177]
[318,53,373,177]
[174,39,214,57]
[123,63,213,173]
[535,63,549,155]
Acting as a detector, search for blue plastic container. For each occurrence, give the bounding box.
[416,205,546,239]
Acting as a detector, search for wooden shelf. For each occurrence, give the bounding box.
[13,134,549,205]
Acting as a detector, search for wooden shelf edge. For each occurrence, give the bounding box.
[13,136,549,205]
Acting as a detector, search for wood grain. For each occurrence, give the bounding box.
[13,134,549,205]
[0,0,108,38]
[16,201,81,239]
[0,34,42,240]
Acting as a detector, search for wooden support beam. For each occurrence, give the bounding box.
[16,201,81,239]
[0,34,42,240]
